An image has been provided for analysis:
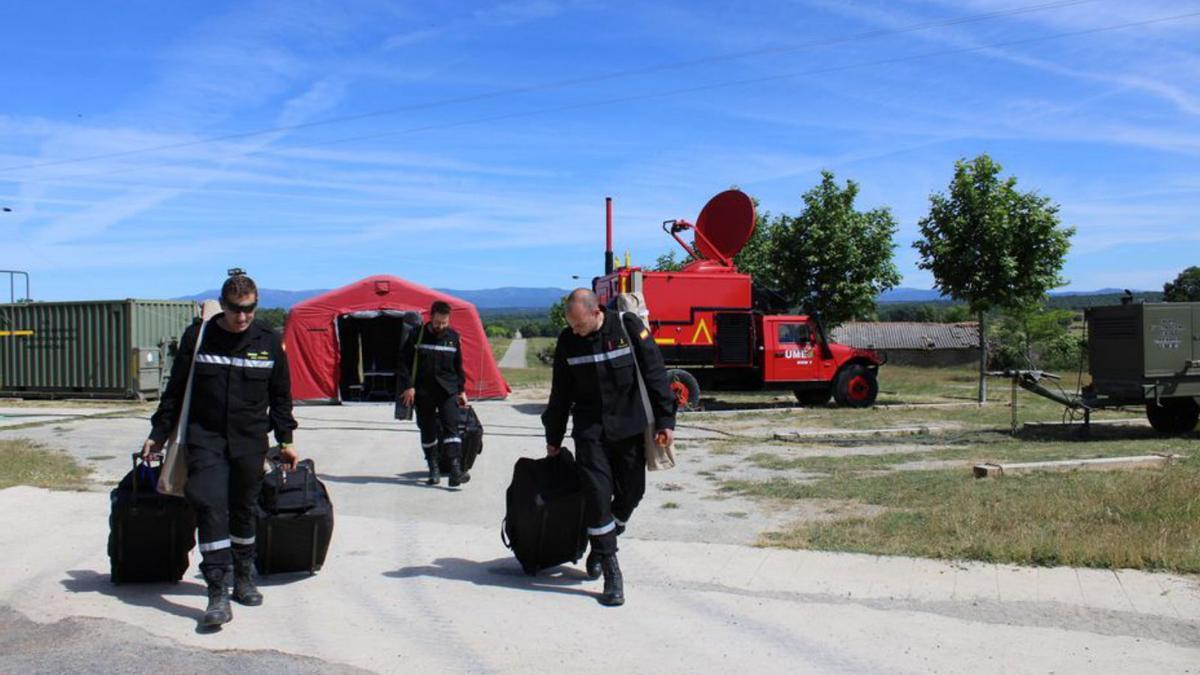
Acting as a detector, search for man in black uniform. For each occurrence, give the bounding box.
[542,288,675,606]
[398,300,470,487]
[144,272,298,629]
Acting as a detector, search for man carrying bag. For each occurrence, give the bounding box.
[541,289,676,606]
[144,271,298,630]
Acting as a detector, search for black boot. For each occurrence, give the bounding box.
[200,566,233,628]
[424,449,441,485]
[599,555,625,607]
[585,547,602,580]
[448,458,470,487]
[232,556,263,607]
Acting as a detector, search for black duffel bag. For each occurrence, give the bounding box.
[260,458,320,513]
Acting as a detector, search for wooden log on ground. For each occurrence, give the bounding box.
[973,454,1179,478]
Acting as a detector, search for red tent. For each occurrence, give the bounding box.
[284,275,509,403]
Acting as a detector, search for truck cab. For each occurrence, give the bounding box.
[760,314,882,406]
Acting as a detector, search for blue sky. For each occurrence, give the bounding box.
[2,0,1198,301]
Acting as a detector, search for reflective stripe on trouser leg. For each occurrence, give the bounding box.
[437,394,463,460]
[610,434,646,524]
[229,451,264,555]
[416,397,441,449]
[185,443,233,569]
[573,433,615,532]
[587,520,617,536]
[199,539,231,552]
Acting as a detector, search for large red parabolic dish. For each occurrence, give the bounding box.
[694,189,756,261]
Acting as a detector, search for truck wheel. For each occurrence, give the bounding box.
[794,387,831,406]
[833,365,878,408]
[667,369,701,411]
[1145,398,1200,434]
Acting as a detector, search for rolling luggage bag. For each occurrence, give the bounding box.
[502,449,587,576]
[255,458,334,575]
[108,452,196,584]
[438,405,484,473]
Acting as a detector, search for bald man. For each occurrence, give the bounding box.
[541,288,675,606]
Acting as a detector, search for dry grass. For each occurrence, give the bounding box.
[725,453,1200,573]
[0,439,91,491]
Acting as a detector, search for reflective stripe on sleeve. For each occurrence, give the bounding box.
[229,534,256,546]
[198,539,231,552]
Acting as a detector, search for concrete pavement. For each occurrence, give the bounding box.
[497,338,526,368]
[0,400,1198,673]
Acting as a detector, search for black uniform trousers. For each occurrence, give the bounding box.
[574,426,646,555]
[184,441,265,571]
[416,392,462,461]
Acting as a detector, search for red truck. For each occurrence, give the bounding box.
[593,189,884,409]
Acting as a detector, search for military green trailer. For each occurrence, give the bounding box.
[0,299,197,400]
[1007,301,1200,433]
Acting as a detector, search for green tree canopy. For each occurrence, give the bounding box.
[914,154,1074,314]
[914,153,1074,402]
[771,171,901,326]
[1163,266,1200,302]
[547,294,569,332]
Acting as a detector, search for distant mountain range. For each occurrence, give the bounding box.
[176,286,571,310]
[176,285,1157,310]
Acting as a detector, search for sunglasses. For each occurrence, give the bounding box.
[223,300,258,314]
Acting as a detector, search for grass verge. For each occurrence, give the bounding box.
[0,439,91,490]
[723,453,1200,573]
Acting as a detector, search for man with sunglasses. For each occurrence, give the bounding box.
[144,271,298,629]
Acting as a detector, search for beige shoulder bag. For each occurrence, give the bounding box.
[157,319,209,496]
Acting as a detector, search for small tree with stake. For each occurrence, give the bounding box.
[914,154,1074,403]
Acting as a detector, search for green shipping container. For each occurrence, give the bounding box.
[0,299,197,399]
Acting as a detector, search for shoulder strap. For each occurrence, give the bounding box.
[410,323,425,381]
[174,319,210,446]
[618,312,654,429]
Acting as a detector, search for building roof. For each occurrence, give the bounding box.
[831,322,980,350]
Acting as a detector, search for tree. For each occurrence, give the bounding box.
[256,307,287,329]
[1163,266,1200,302]
[914,154,1074,403]
[733,209,784,284]
[652,250,688,272]
[772,171,901,326]
[547,294,569,332]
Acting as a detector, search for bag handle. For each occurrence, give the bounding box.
[500,517,511,550]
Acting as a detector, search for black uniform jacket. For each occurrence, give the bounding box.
[150,316,297,458]
[397,324,466,399]
[542,310,675,447]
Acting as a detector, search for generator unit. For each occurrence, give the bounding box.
[1003,301,1200,433]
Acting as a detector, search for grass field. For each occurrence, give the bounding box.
[0,439,91,490]
[708,365,1200,573]
[491,335,556,389]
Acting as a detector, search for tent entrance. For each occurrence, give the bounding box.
[336,310,420,402]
